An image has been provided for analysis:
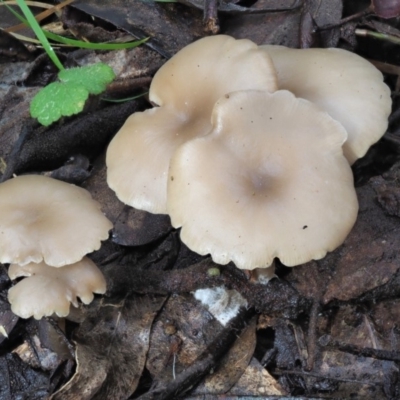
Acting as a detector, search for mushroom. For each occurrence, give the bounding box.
[8,258,106,319]
[0,175,113,267]
[106,35,278,214]
[168,90,359,269]
[260,45,392,164]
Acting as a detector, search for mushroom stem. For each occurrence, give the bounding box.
[250,263,277,284]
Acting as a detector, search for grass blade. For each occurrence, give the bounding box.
[15,0,64,70]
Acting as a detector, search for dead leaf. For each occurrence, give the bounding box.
[71,0,204,57]
[309,0,343,47]
[372,0,400,18]
[192,316,257,394]
[287,176,400,304]
[52,295,165,400]
[146,293,226,383]
[322,172,400,303]
[223,10,302,47]
[227,357,286,396]
[0,353,50,399]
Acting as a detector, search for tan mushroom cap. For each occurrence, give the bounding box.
[106,35,278,214]
[260,45,392,164]
[168,90,359,270]
[0,175,113,267]
[8,257,106,319]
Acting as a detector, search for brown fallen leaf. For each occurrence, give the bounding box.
[322,166,400,303]
[192,316,257,395]
[372,0,400,18]
[227,357,286,396]
[71,0,204,57]
[146,293,226,383]
[51,295,166,400]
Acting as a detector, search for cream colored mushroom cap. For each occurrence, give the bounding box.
[8,257,106,319]
[106,35,278,214]
[0,175,113,267]
[260,45,392,164]
[168,90,359,270]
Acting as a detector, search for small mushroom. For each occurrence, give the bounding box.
[260,45,392,164]
[0,175,113,267]
[168,90,358,269]
[106,35,278,214]
[8,258,106,319]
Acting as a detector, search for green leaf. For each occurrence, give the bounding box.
[30,82,89,126]
[59,63,116,95]
[30,63,116,126]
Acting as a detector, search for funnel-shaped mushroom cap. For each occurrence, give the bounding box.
[168,90,359,270]
[107,35,278,214]
[0,175,113,267]
[260,45,392,164]
[8,258,106,319]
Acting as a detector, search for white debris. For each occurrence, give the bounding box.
[194,286,248,326]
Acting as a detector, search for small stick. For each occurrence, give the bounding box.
[356,28,400,45]
[203,0,219,34]
[319,335,400,362]
[305,300,320,371]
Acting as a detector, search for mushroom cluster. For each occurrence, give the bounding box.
[106,35,392,271]
[1,175,112,319]
[106,35,278,214]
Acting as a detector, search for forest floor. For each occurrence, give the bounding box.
[0,0,400,399]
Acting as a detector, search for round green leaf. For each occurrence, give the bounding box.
[58,63,116,95]
[30,82,89,126]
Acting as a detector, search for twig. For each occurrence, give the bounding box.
[137,307,255,400]
[319,335,400,362]
[319,7,372,30]
[203,0,219,34]
[305,300,320,371]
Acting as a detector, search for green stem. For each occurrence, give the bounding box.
[43,31,148,50]
[355,29,400,46]
[15,0,64,70]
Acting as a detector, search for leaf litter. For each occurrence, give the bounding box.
[1,0,400,399]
